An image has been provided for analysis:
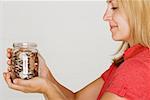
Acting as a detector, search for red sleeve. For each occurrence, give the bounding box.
[105,59,150,98]
[101,64,114,82]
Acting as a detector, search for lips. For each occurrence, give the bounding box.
[109,22,118,31]
[110,25,118,30]
[109,22,118,28]
[111,26,118,29]
[109,25,118,32]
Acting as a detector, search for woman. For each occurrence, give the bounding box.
[3,0,150,99]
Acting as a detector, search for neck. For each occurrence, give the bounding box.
[127,40,135,48]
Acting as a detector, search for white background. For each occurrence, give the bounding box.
[0,1,120,100]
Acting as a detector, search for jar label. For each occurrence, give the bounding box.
[19,53,28,76]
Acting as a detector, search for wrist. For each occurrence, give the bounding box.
[43,80,66,100]
[42,79,51,95]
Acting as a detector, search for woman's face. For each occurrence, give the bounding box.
[103,0,130,42]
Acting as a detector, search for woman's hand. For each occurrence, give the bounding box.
[6,48,52,80]
[4,48,49,93]
[37,54,52,80]
[3,72,67,100]
[3,72,47,93]
[4,48,67,100]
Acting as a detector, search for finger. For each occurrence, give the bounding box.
[38,53,46,64]
[7,48,12,52]
[7,66,12,72]
[7,59,12,65]
[3,72,7,80]
[3,72,10,85]
[3,72,13,86]
[13,78,34,87]
[4,72,13,84]
[7,48,12,58]
[7,53,12,59]
[4,72,27,92]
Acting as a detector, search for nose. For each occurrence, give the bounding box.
[103,8,112,21]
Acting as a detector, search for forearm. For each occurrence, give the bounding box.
[44,81,69,100]
[45,92,66,100]
[44,93,65,100]
[46,68,75,100]
[53,80,75,100]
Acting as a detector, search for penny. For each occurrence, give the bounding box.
[12,43,38,80]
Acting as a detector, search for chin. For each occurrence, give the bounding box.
[112,35,122,41]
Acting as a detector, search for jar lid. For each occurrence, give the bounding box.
[13,42,37,48]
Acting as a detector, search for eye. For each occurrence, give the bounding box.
[111,7,118,10]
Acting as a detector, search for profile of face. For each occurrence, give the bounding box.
[103,0,130,42]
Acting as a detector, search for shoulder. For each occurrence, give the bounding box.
[104,58,150,98]
[102,48,150,98]
[134,48,150,66]
[111,57,150,90]
[113,58,150,85]
[123,46,150,69]
[117,57,150,75]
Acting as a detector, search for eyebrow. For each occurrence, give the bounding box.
[106,0,112,3]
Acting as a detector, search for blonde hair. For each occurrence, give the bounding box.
[114,0,150,66]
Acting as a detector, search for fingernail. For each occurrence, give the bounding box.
[3,73,6,77]
[13,79,18,84]
[13,80,17,84]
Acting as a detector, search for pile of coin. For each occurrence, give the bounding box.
[12,48,38,80]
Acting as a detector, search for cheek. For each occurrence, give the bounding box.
[112,22,130,41]
[111,13,131,41]
[117,17,130,39]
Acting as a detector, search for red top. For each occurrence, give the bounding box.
[97,44,150,100]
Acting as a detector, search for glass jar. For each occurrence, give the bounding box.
[12,42,39,80]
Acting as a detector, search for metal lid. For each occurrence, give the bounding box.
[13,42,37,48]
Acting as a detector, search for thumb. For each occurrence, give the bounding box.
[37,53,48,76]
[38,53,47,66]
[13,79,28,86]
